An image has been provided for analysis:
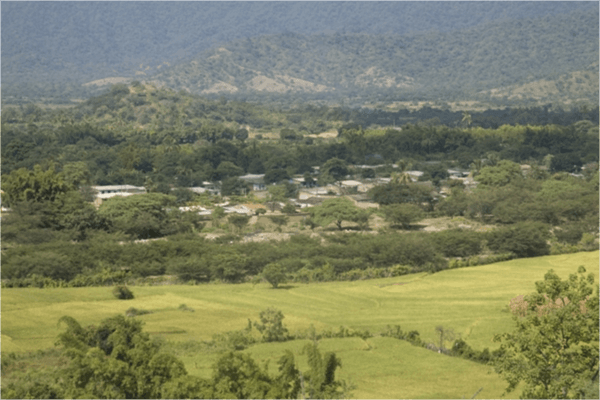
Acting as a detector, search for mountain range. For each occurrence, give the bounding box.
[2,2,598,107]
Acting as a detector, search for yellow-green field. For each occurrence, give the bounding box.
[2,251,598,398]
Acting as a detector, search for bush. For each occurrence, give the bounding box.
[125,307,152,317]
[487,222,550,258]
[432,229,482,258]
[554,224,584,245]
[282,203,296,214]
[112,285,134,300]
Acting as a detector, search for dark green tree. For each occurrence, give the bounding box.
[320,158,348,183]
[98,193,176,239]
[369,183,435,209]
[221,177,249,196]
[282,203,297,214]
[269,215,289,230]
[487,222,550,258]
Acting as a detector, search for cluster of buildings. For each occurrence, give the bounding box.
[88,165,478,215]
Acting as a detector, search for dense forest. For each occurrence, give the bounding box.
[2,84,598,183]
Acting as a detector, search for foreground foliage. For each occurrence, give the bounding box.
[494,267,599,399]
[1,314,344,399]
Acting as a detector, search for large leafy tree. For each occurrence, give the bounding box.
[261,263,288,288]
[309,197,364,230]
[320,157,348,183]
[369,182,435,209]
[98,193,176,239]
[475,160,522,186]
[494,267,599,399]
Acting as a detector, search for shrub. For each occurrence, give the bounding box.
[282,203,296,214]
[554,224,584,245]
[487,222,550,258]
[112,285,134,300]
[125,307,152,317]
[178,304,195,312]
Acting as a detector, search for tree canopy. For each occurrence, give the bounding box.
[309,197,366,230]
[494,267,599,399]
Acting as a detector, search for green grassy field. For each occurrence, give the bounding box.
[2,251,597,398]
[171,337,510,399]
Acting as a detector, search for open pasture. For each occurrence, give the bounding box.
[2,251,597,398]
[174,336,510,399]
[3,251,597,354]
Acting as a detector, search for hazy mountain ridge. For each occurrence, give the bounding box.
[479,64,599,104]
[4,2,593,80]
[2,3,598,107]
[152,10,598,106]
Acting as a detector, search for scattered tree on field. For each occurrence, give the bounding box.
[212,206,226,226]
[112,285,134,300]
[282,203,296,214]
[255,207,267,216]
[253,308,289,342]
[435,325,455,352]
[262,263,287,288]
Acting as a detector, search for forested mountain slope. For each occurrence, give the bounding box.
[152,10,598,106]
[2,2,597,106]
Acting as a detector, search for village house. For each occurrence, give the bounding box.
[238,174,267,191]
[91,185,146,206]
